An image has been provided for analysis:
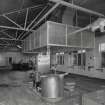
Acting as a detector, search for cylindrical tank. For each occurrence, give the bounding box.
[41,74,64,102]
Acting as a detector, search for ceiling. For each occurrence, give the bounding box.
[0,0,105,49]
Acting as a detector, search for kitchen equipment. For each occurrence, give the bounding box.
[37,53,50,73]
[41,73,66,102]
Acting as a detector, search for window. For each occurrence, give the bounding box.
[73,50,86,66]
[78,53,86,66]
[56,53,64,65]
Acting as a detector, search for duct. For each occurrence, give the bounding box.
[68,25,90,36]
[49,0,105,17]
[68,17,105,37]
[90,18,105,32]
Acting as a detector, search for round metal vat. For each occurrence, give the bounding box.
[41,74,64,102]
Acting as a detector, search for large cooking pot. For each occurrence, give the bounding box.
[41,73,68,102]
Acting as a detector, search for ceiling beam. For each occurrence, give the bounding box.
[15,22,32,38]
[1,31,15,39]
[0,25,31,31]
[30,2,60,30]
[49,0,105,17]
[0,44,20,48]
[19,6,48,40]
[20,2,60,40]
[0,39,9,44]
[0,38,23,41]
[26,6,47,30]
[3,15,24,29]
[0,5,44,33]
[17,31,25,39]
[16,30,18,38]
[0,5,44,17]
[24,8,29,29]
[0,29,9,33]
[0,44,15,46]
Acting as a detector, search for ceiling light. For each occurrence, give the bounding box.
[17,45,22,48]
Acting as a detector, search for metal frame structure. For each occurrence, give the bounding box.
[20,2,60,40]
[0,0,104,48]
[3,15,24,29]
[20,0,105,40]
[0,4,44,47]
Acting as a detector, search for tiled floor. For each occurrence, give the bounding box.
[0,70,105,105]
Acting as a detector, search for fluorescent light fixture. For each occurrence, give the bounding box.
[78,50,86,53]
[17,45,22,48]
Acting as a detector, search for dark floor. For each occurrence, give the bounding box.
[0,70,105,105]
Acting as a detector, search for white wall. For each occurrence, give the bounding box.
[5,51,23,64]
[85,35,105,69]
[0,47,28,66]
[0,51,37,66]
[0,53,7,66]
[0,51,24,66]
